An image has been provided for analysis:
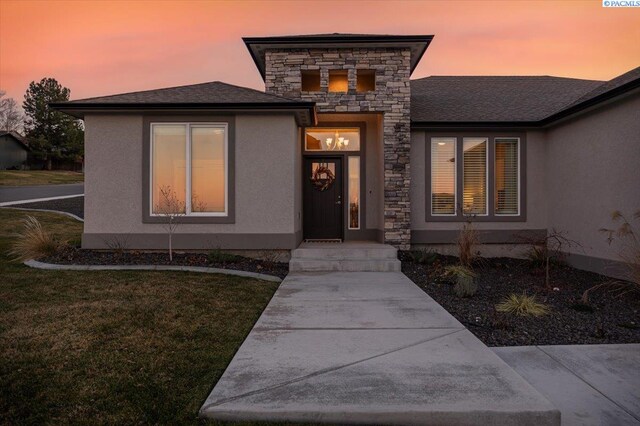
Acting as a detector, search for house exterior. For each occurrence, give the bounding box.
[52,34,640,277]
[0,131,29,169]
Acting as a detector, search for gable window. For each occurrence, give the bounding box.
[356,69,376,92]
[427,135,524,221]
[151,123,228,216]
[328,70,348,92]
[301,70,321,91]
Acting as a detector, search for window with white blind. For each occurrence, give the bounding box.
[463,138,487,215]
[428,135,523,221]
[431,138,456,215]
[495,138,519,215]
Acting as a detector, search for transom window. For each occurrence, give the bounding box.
[305,128,360,151]
[429,136,522,219]
[151,123,228,216]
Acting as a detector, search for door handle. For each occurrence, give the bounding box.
[336,201,342,205]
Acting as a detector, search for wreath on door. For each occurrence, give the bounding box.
[311,165,335,192]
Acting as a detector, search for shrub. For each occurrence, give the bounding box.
[9,215,59,261]
[457,220,479,268]
[409,248,438,265]
[583,210,640,302]
[445,265,478,297]
[208,249,240,263]
[496,294,549,317]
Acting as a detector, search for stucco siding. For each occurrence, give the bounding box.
[83,113,299,248]
[545,92,640,265]
[0,135,28,169]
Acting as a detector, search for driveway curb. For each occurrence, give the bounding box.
[24,259,283,283]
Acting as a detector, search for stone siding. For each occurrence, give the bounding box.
[265,48,412,249]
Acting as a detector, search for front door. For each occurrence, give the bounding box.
[303,157,343,240]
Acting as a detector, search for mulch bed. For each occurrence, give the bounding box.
[400,252,640,347]
[14,196,84,219]
[40,247,289,279]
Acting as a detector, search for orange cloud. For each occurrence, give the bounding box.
[1,0,639,103]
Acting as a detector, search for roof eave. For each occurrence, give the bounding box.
[50,102,317,126]
[243,35,434,80]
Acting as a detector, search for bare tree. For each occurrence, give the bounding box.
[520,229,581,290]
[0,90,24,133]
[154,186,186,261]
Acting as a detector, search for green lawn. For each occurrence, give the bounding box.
[0,208,279,424]
[0,170,84,186]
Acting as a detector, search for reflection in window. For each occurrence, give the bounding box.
[191,127,226,213]
[152,125,187,214]
[463,138,487,215]
[305,128,360,151]
[431,138,456,215]
[495,138,519,215]
[348,156,360,229]
[329,70,348,92]
[151,123,227,216]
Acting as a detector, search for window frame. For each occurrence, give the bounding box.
[494,137,521,217]
[143,116,235,224]
[462,137,489,217]
[430,137,458,217]
[150,122,229,218]
[424,132,526,222]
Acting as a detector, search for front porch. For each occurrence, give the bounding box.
[290,241,400,272]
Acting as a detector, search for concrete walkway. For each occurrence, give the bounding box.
[201,272,559,425]
[0,183,84,204]
[494,344,640,425]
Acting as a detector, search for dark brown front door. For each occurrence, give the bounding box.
[303,157,343,240]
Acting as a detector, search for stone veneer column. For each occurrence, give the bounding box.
[265,48,411,249]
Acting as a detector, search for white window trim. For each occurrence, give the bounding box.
[462,137,489,217]
[150,122,229,217]
[431,137,457,216]
[494,137,521,217]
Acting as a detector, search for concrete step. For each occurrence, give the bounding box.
[289,258,401,272]
[291,244,397,260]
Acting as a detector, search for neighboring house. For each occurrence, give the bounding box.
[51,34,640,277]
[0,130,29,170]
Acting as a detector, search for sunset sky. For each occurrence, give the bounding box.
[1,0,639,104]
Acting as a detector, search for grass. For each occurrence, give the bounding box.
[0,170,84,186]
[0,208,279,424]
[496,294,550,317]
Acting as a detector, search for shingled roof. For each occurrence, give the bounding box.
[50,81,316,124]
[59,81,306,105]
[410,76,603,124]
[411,66,640,125]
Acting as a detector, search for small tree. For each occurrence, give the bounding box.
[154,186,185,261]
[0,90,24,133]
[522,229,580,290]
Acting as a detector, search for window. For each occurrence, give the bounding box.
[151,123,227,216]
[348,156,360,229]
[428,135,523,220]
[431,138,456,215]
[301,70,320,91]
[328,70,348,92]
[495,138,519,215]
[463,138,487,215]
[357,69,375,92]
[305,128,360,151]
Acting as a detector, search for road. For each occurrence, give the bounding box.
[0,183,84,204]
